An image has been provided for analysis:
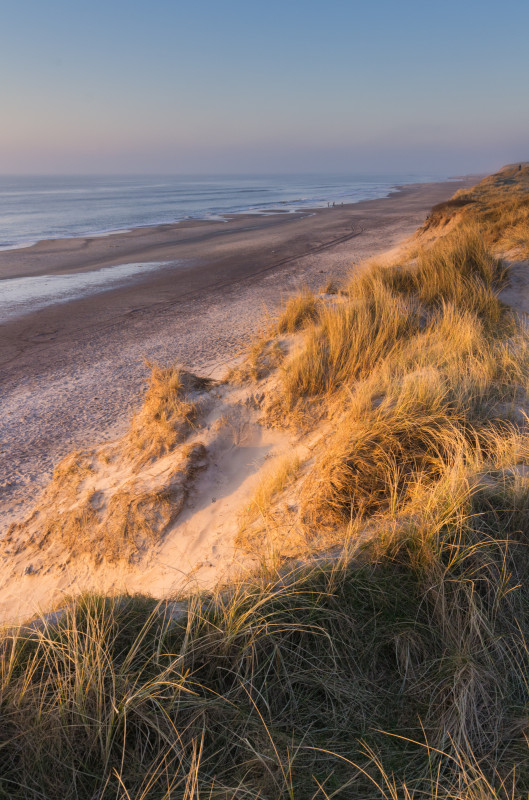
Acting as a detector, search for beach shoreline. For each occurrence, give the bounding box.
[0,174,460,258]
[0,180,475,281]
[0,177,479,530]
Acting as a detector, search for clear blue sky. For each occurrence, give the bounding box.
[1,0,528,174]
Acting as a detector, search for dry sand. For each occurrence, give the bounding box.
[0,178,483,623]
[0,374,294,623]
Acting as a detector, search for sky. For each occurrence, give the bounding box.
[0,0,528,175]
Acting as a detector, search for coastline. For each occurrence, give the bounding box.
[0,174,451,256]
[0,177,478,530]
[0,180,471,282]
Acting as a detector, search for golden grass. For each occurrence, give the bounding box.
[51,450,95,488]
[257,225,529,546]
[127,364,198,465]
[281,283,419,402]
[4,364,212,563]
[245,453,300,519]
[237,452,301,546]
[422,162,529,256]
[350,227,507,320]
[302,382,466,524]
[278,228,509,413]
[413,228,507,320]
[276,289,319,333]
[320,278,340,294]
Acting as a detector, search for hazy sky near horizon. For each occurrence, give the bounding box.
[1,0,528,175]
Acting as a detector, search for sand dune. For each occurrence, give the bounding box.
[0,178,483,624]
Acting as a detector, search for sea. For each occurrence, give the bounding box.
[0,173,448,321]
[0,173,447,251]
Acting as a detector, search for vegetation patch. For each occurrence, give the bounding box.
[422,162,529,256]
[3,508,529,799]
[127,365,211,466]
[228,334,286,383]
[276,289,320,333]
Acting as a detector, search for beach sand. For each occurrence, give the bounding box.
[0,179,478,530]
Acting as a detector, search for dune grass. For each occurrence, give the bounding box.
[3,495,529,799]
[2,365,211,564]
[278,226,512,419]
[127,364,198,465]
[276,289,320,334]
[423,162,529,257]
[299,299,529,528]
[4,441,208,565]
[228,334,285,383]
[350,227,507,322]
[241,452,301,524]
[262,225,529,548]
[281,283,420,402]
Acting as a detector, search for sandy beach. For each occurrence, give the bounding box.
[0,178,478,529]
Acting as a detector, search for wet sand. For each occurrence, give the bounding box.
[0,178,478,527]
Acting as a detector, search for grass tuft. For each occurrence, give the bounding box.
[277,289,319,333]
[127,364,199,465]
[282,282,419,402]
